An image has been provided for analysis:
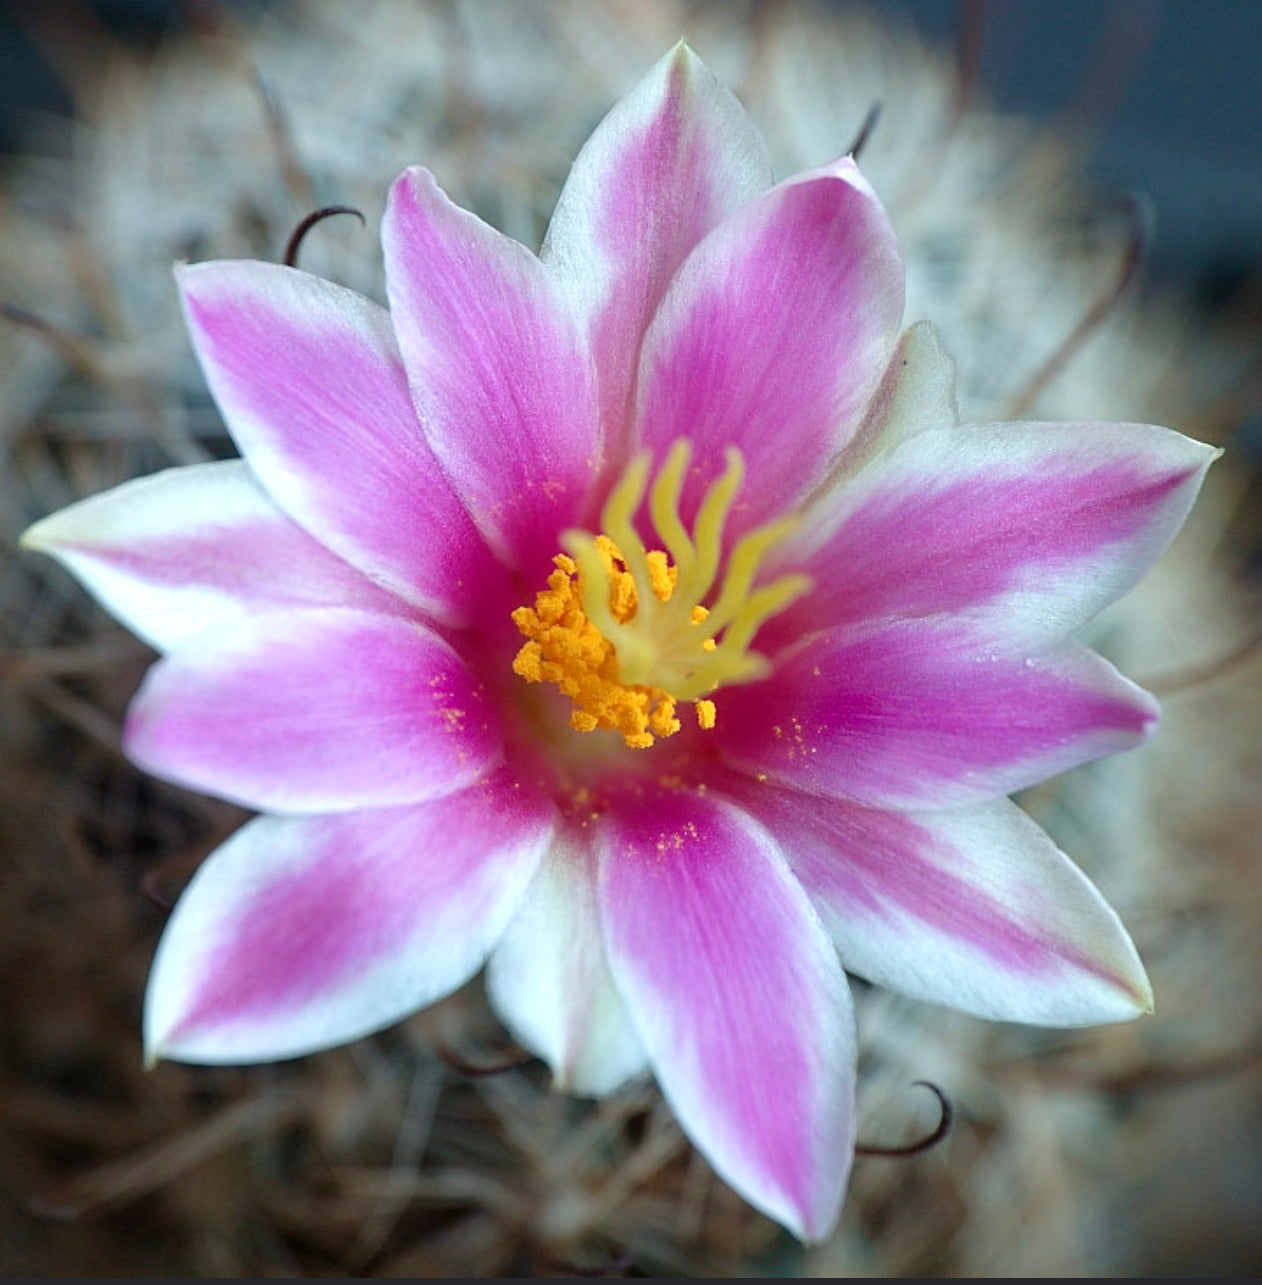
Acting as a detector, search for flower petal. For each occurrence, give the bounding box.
[145,771,554,1064]
[596,786,854,1242]
[177,260,493,626]
[841,320,961,467]
[125,608,502,813]
[779,421,1216,645]
[542,42,774,454]
[722,624,1157,809]
[632,158,904,533]
[727,778,1151,1024]
[486,836,648,1096]
[382,167,600,573]
[21,461,406,652]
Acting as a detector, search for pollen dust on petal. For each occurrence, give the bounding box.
[427,671,479,764]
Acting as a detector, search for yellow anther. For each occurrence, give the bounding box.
[511,440,810,748]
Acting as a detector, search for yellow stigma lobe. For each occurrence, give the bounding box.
[511,440,810,749]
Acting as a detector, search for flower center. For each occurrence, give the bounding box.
[511,440,810,749]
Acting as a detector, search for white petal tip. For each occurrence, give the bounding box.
[1108,968,1154,1021]
[19,516,54,551]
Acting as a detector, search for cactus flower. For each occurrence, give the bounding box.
[23,45,1213,1240]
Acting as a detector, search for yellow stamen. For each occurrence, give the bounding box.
[511,440,810,748]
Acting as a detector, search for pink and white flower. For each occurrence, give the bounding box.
[23,46,1213,1240]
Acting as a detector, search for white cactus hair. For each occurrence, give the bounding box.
[3,0,1259,1275]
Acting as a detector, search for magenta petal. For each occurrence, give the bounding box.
[722,624,1157,809]
[177,260,494,626]
[383,167,600,573]
[21,461,407,652]
[596,787,854,1241]
[145,771,554,1064]
[486,838,648,1096]
[125,608,502,813]
[632,159,904,533]
[779,420,1217,645]
[728,779,1152,1023]
[542,43,774,453]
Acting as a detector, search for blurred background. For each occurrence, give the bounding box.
[6,0,1262,293]
[2,0,1260,1276]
